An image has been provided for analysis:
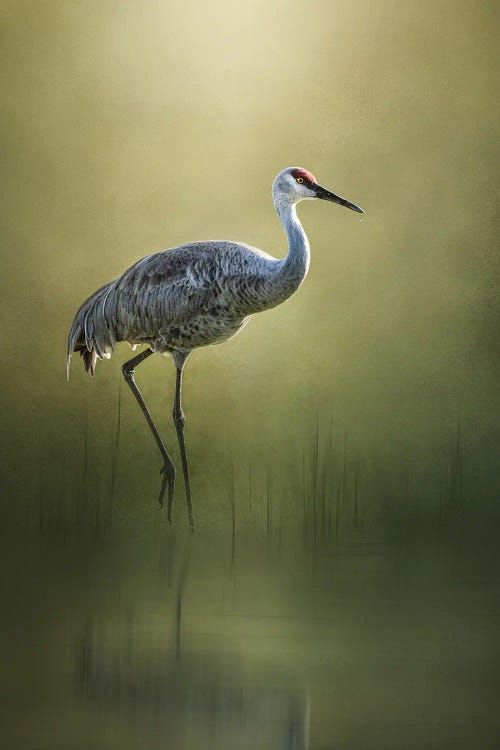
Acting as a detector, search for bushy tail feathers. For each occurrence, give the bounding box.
[67,282,116,379]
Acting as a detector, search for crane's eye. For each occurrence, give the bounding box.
[296,176,304,184]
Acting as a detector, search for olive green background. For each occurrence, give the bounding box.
[1,4,500,749]
[1,0,498,527]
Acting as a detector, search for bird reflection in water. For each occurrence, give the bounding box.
[76,538,310,749]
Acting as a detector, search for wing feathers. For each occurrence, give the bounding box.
[67,241,271,375]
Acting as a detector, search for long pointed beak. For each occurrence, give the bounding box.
[314,183,364,214]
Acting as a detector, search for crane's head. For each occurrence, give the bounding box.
[272,167,363,215]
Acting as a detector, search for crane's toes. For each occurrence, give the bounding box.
[159,463,175,478]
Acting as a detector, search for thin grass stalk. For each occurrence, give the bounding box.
[94,468,101,536]
[266,468,271,537]
[230,454,236,569]
[248,454,252,529]
[326,418,334,534]
[277,499,282,557]
[335,478,341,542]
[455,415,463,502]
[321,430,332,539]
[342,431,348,515]
[321,462,326,539]
[302,448,307,542]
[353,457,359,530]
[37,386,44,534]
[438,487,444,530]
[82,396,90,529]
[110,377,122,525]
[359,487,364,540]
[312,406,319,546]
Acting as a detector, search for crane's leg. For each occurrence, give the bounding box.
[172,352,194,530]
[121,348,176,521]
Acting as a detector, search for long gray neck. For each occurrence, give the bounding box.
[265,202,310,309]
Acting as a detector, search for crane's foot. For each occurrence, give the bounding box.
[159,462,176,524]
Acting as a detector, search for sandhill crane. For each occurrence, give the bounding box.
[67,167,363,529]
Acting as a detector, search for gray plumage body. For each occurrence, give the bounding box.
[67,239,302,376]
[66,167,363,527]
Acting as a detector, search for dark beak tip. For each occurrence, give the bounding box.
[315,183,364,214]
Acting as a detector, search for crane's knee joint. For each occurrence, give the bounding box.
[122,362,134,380]
[172,408,186,430]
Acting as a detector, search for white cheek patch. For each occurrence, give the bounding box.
[299,184,316,200]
